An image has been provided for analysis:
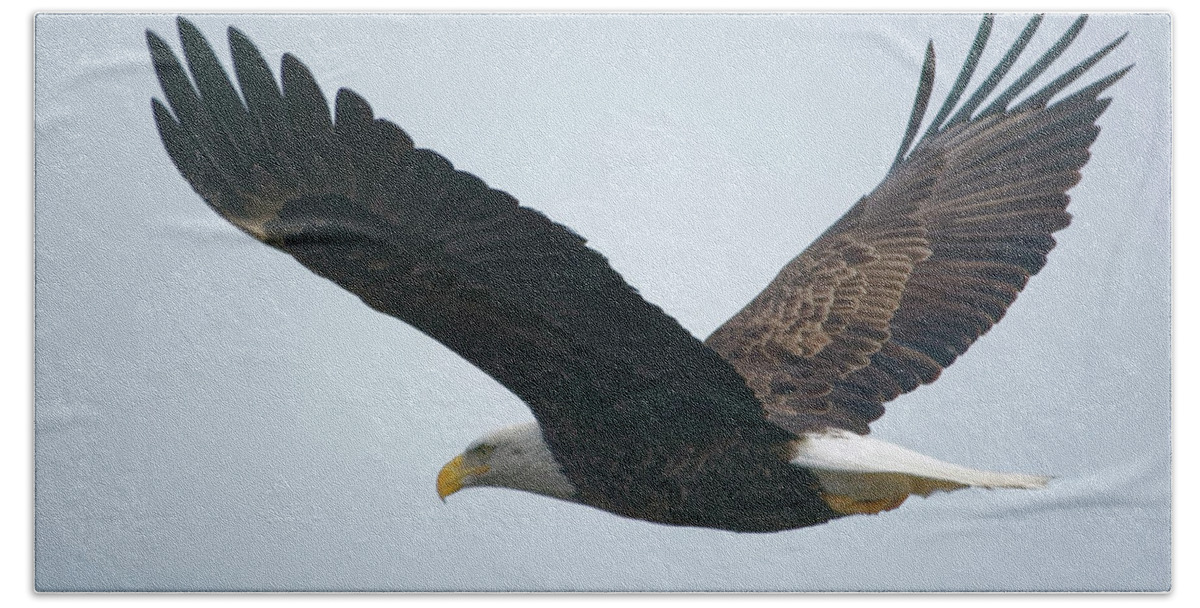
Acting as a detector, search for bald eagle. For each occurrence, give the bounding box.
[147,15,1126,532]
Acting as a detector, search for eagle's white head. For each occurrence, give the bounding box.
[436,422,578,502]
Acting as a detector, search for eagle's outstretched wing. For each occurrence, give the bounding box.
[148,18,789,491]
[705,15,1129,434]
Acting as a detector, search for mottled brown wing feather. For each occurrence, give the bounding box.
[705,151,941,432]
[148,19,792,501]
[706,16,1128,435]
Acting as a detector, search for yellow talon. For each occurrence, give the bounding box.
[822,493,908,515]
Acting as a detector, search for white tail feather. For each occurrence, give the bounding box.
[790,429,1048,512]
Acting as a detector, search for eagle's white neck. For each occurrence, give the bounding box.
[457,422,578,500]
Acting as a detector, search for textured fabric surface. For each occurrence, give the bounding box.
[34,13,1169,591]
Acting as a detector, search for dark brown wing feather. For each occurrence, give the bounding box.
[706,15,1129,435]
[148,19,792,503]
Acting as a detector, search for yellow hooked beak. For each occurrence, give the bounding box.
[436,454,490,501]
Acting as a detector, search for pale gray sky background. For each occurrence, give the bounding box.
[33,11,1169,592]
